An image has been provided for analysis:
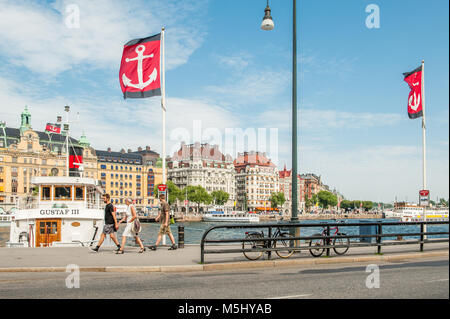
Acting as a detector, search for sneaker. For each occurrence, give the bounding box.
[90,246,99,252]
[114,245,121,252]
[168,244,177,250]
[148,245,157,251]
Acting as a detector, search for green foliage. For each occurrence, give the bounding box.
[211,190,230,206]
[305,194,318,210]
[185,185,212,208]
[317,191,338,209]
[439,198,448,207]
[269,192,286,209]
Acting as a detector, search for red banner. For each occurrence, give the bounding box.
[69,155,83,169]
[403,66,423,119]
[119,33,161,99]
[45,123,61,134]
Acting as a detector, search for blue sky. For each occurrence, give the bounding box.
[0,0,448,203]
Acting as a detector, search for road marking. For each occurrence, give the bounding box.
[266,294,313,299]
[426,278,449,283]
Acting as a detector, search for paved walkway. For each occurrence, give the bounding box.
[0,240,447,272]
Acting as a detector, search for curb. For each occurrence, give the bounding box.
[0,250,447,273]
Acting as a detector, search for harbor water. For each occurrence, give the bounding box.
[0,219,448,247]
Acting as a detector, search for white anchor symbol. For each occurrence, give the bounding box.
[122,45,158,90]
[409,92,421,111]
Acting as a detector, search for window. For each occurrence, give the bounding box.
[75,187,84,200]
[101,165,106,169]
[54,186,72,200]
[41,186,52,200]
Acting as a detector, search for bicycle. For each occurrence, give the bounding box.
[308,221,350,257]
[242,227,296,260]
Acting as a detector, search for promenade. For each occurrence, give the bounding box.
[0,240,447,273]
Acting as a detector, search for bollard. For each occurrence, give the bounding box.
[178,225,185,248]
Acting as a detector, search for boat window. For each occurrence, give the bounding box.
[41,186,52,200]
[54,186,72,200]
[75,186,84,201]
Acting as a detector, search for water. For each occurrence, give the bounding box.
[1,219,448,247]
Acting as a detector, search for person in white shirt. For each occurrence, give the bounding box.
[116,198,145,254]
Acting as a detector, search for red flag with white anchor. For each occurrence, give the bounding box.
[119,33,161,99]
[403,66,423,119]
[45,123,61,134]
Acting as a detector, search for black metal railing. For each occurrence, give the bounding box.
[200,220,449,263]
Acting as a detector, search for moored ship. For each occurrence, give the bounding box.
[384,202,449,222]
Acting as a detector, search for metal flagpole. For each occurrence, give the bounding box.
[421,60,427,237]
[161,27,167,245]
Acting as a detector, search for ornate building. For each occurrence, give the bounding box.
[167,142,236,207]
[234,151,279,212]
[0,106,97,206]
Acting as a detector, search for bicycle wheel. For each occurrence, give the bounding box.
[333,233,350,255]
[242,233,264,260]
[275,233,295,259]
[309,233,325,257]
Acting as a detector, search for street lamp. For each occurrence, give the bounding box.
[261,0,298,223]
[260,0,274,31]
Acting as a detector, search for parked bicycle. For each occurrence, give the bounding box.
[242,227,295,260]
[308,220,350,257]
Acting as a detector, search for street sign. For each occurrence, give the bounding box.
[419,189,430,207]
[158,184,167,192]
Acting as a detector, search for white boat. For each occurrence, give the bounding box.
[384,203,449,222]
[7,176,106,247]
[202,209,260,223]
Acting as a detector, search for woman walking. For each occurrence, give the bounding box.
[116,198,145,254]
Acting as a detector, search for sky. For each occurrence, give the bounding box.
[0,0,448,203]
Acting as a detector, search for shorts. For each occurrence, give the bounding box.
[103,224,116,234]
[159,224,172,235]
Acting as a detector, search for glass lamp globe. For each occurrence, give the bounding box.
[261,2,274,31]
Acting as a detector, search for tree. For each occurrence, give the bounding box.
[317,191,338,209]
[305,194,318,211]
[439,198,448,207]
[269,192,286,210]
[185,185,212,213]
[211,190,230,206]
[153,181,182,205]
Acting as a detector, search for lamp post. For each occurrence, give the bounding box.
[261,0,298,223]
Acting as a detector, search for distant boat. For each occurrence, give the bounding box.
[384,202,449,222]
[203,208,259,223]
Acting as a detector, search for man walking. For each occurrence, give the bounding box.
[90,193,121,252]
[149,194,177,250]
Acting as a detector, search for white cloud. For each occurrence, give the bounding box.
[0,0,208,75]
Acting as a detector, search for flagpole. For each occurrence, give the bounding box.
[421,60,427,236]
[161,27,167,246]
[161,27,166,185]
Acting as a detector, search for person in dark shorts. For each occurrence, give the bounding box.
[90,194,121,252]
[148,194,177,250]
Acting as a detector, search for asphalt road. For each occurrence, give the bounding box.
[0,257,447,299]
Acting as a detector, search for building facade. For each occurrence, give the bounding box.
[96,146,164,209]
[0,107,97,206]
[234,151,279,212]
[278,165,306,214]
[167,142,236,207]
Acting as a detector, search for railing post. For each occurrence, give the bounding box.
[420,222,424,252]
[326,225,330,257]
[377,222,382,254]
[200,238,204,264]
[268,226,272,260]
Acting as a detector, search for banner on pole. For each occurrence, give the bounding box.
[403,65,423,119]
[45,123,61,134]
[119,33,161,99]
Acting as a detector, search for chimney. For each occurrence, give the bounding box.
[127,149,132,153]
[107,147,111,152]
[138,146,142,152]
[120,148,125,154]
[146,146,150,151]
